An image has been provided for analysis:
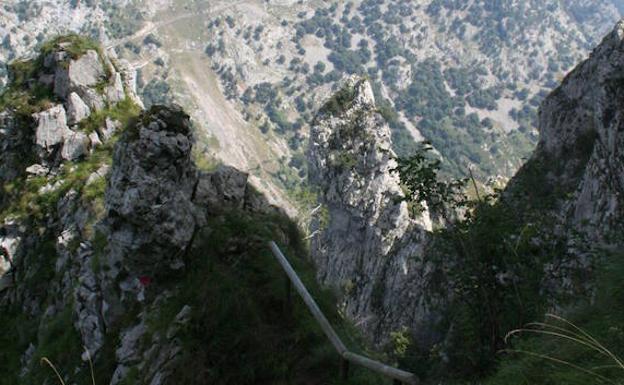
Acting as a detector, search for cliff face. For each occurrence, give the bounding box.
[308,77,437,344]
[509,20,624,244]
[308,21,624,350]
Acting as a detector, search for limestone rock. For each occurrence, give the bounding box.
[86,164,110,185]
[80,88,106,111]
[106,105,198,276]
[509,20,624,243]
[308,77,431,344]
[73,244,105,361]
[61,130,90,161]
[54,50,106,99]
[25,164,49,176]
[99,118,120,141]
[105,72,126,103]
[66,92,91,125]
[0,220,21,277]
[33,104,72,152]
[0,111,32,184]
[110,321,148,385]
[89,131,102,148]
[194,165,248,212]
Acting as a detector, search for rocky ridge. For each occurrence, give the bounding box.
[0,38,281,385]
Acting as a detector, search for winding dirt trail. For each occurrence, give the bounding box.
[106,1,245,50]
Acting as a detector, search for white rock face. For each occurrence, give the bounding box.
[54,50,106,99]
[105,72,126,104]
[61,131,90,160]
[33,105,90,161]
[99,117,120,141]
[33,104,73,151]
[308,77,432,344]
[66,92,91,125]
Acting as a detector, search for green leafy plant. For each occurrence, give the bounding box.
[392,142,467,216]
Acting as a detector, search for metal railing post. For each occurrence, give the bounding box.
[341,358,350,380]
[284,273,292,313]
[269,241,419,385]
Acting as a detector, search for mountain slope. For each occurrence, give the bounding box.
[2,1,621,217]
[306,20,624,383]
[508,20,624,244]
[0,37,389,385]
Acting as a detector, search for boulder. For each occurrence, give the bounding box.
[89,132,102,148]
[105,72,126,104]
[25,164,49,176]
[33,104,72,152]
[99,118,120,141]
[106,105,198,276]
[86,164,110,185]
[80,88,106,112]
[54,50,106,99]
[61,131,90,161]
[194,165,248,212]
[66,92,91,125]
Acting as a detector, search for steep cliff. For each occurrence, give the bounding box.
[509,20,624,245]
[308,77,438,346]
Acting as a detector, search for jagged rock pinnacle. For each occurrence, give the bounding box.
[308,76,432,344]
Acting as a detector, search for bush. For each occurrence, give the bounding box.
[319,83,357,116]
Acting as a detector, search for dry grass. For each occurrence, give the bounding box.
[504,314,624,384]
[41,347,96,385]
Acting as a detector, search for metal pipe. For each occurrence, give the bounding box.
[269,242,419,385]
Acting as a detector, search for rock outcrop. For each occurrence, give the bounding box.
[509,20,624,244]
[308,77,434,344]
[1,55,282,382]
[106,105,199,277]
[0,37,143,177]
[308,22,624,351]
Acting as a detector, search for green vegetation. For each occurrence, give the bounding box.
[39,34,102,61]
[392,143,467,216]
[145,207,392,385]
[281,0,576,180]
[392,149,604,384]
[319,83,357,116]
[105,3,144,39]
[0,58,141,382]
[78,97,142,134]
[485,251,624,385]
[0,60,55,118]
[0,98,141,223]
[0,34,108,121]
